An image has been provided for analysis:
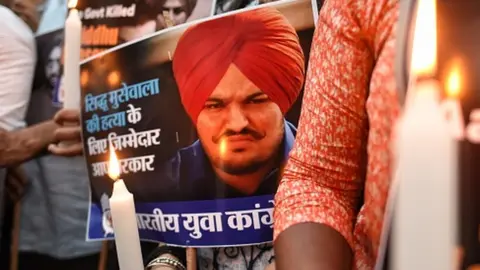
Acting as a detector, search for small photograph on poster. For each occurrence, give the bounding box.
[81,0,317,248]
[213,0,278,15]
[30,29,66,113]
[77,0,215,60]
[119,0,216,40]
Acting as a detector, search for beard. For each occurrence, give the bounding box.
[217,157,272,175]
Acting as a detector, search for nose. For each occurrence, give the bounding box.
[225,105,249,132]
[168,9,174,19]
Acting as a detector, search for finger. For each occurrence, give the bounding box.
[48,143,84,157]
[5,177,25,201]
[54,109,81,125]
[264,262,276,270]
[7,168,28,189]
[9,166,27,183]
[6,181,25,198]
[15,167,28,185]
[6,189,21,202]
[6,173,26,191]
[54,126,82,141]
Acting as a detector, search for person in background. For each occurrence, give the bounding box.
[10,0,104,269]
[273,0,400,269]
[0,0,60,267]
[0,0,55,167]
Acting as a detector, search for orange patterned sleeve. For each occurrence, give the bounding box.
[273,0,382,249]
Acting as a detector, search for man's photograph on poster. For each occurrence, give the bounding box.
[81,0,316,247]
[30,29,66,115]
[118,0,216,42]
[212,0,279,15]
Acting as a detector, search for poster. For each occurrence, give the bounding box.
[76,0,216,60]
[81,0,315,248]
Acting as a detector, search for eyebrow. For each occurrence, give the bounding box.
[246,92,267,100]
[205,91,267,103]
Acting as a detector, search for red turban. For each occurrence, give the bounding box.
[172,7,305,123]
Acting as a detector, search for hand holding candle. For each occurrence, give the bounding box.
[108,146,144,270]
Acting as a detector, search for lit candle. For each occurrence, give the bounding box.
[108,147,144,270]
[63,0,82,109]
[442,59,464,141]
[392,0,457,269]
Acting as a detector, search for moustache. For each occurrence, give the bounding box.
[212,128,264,143]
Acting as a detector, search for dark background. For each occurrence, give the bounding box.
[437,1,480,268]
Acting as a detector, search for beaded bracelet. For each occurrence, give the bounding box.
[145,244,186,267]
[146,256,186,270]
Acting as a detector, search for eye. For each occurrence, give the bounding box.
[248,98,268,104]
[204,103,224,109]
[173,8,184,15]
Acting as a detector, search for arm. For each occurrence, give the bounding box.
[0,6,55,167]
[0,121,58,167]
[273,0,397,269]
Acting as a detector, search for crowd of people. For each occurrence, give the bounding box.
[0,0,449,269]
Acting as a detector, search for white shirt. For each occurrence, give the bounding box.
[17,0,102,258]
[0,6,36,131]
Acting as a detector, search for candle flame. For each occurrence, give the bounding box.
[219,138,227,158]
[445,63,461,98]
[108,145,120,181]
[410,0,437,77]
[68,0,78,9]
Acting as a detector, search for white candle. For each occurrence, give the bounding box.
[393,80,457,270]
[63,0,82,109]
[110,180,144,270]
[392,0,457,269]
[108,148,144,270]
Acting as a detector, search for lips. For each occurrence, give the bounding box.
[225,135,255,142]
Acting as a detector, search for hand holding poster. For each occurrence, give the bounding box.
[81,0,316,267]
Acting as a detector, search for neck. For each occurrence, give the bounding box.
[213,159,277,195]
